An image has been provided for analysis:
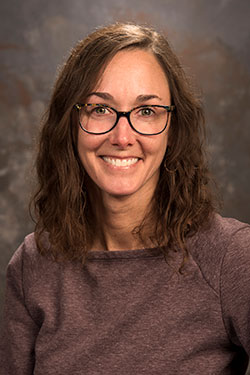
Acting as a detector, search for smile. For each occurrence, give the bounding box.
[102,156,139,167]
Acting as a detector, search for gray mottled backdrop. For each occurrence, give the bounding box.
[0,0,250,329]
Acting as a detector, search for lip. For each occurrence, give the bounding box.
[100,156,141,168]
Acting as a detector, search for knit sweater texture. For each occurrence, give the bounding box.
[1,214,250,374]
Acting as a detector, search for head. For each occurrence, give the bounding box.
[47,23,203,166]
[33,23,215,264]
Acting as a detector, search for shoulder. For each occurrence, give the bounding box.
[187,213,250,292]
[188,213,250,263]
[7,233,60,288]
[9,233,42,270]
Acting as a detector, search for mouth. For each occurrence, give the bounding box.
[101,156,140,167]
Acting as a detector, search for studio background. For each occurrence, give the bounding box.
[0,0,250,328]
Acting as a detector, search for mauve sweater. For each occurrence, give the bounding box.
[1,214,250,374]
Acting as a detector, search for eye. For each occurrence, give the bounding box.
[85,104,112,117]
[138,107,155,116]
[93,105,110,115]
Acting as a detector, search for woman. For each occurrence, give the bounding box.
[1,23,250,374]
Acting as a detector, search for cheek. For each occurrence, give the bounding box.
[77,131,99,157]
[77,133,94,169]
[77,135,87,163]
[154,135,169,168]
[148,134,168,159]
[77,132,107,174]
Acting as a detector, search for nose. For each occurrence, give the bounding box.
[108,115,136,148]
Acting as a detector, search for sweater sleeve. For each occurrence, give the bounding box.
[0,243,39,375]
[220,225,250,353]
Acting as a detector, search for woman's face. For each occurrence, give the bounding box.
[77,49,171,200]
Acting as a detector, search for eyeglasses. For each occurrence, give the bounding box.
[74,103,175,135]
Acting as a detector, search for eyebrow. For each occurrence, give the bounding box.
[136,94,163,102]
[88,92,163,102]
[88,92,113,100]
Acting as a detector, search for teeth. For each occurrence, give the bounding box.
[102,157,139,167]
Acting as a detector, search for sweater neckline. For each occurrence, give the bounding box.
[86,247,164,261]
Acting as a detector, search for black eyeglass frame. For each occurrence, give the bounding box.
[74,103,175,136]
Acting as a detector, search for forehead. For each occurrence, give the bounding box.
[93,49,170,103]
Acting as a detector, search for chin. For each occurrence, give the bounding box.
[101,184,140,198]
[105,189,136,198]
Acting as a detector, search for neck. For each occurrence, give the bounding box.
[89,187,155,251]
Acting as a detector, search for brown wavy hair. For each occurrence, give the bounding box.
[31,22,217,265]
